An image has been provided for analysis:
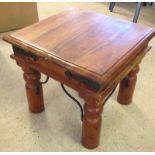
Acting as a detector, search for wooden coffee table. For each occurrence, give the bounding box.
[3,8,155,149]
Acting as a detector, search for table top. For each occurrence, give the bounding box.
[4,8,155,86]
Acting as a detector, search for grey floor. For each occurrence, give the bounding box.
[0,2,155,151]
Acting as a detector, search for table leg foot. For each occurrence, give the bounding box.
[22,66,45,113]
[82,97,103,149]
[117,65,139,105]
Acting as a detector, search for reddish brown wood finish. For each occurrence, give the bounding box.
[23,67,44,113]
[11,54,44,113]
[3,8,155,87]
[3,9,155,149]
[82,95,103,149]
[117,65,140,105]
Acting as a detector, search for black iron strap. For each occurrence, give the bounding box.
[12,45,38,61]
[65,70,102,91]
[60,83,117,121]
[41,76,49,84]
[60,83,84,120]
[102,85,117,105]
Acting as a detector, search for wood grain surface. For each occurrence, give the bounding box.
[4,8,155,86]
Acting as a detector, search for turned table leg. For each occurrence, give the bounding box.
[22,66,45,113]
[117,65,140,105]
[11,47,45,113]
[82,97,103,149]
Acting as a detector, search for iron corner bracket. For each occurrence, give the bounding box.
[65,70,103,91]
[12,45,38,61]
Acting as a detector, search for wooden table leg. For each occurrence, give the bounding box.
[82,97,103,149]
[117,65,140,105]
[22,66,44,113]
[11,49,45,113]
